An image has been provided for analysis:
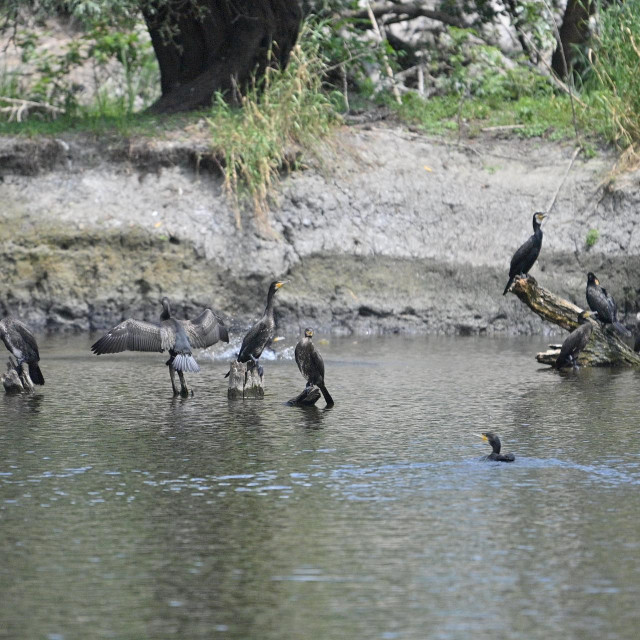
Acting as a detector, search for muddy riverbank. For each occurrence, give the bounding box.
[1,124,639,335]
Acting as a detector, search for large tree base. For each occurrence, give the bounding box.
[510,276,640,367]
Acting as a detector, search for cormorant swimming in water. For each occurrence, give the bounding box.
[0,316,44,390]
[475,432,515,462]
[586,272,631,337]
[294,328,334,406]
[503,212,547,295]
[91,297,228,396]
[555,310,596,370]
[227,280,287,377]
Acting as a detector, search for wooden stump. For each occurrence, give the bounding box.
[227,361,265,399]
[3,359,24,393]
[509,275,640,367]
[286,386,321,407]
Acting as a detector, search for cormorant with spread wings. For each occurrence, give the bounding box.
[91,297,228,396]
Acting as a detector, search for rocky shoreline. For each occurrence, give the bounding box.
[1,124,639,336]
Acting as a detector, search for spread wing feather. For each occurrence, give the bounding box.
[180,309,229,349]
[91,319,164,354]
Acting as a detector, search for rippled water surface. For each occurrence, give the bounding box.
[1,334,640,640]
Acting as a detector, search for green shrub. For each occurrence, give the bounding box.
[585,228,599,249]
[587,0,640,147]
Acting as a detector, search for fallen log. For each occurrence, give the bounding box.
[510,275,640,367]
[227,361,265,399]
[286,386,321,407]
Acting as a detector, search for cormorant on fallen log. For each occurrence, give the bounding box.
[294,328,334,406]
[503,212,546,295]
[91,297,228,396]
[475,432,515,462]
[226,280,288,378]
[555,310,597,370]
[586,272,631,337]
[0,316,44,390]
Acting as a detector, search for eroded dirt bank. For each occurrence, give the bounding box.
[1,125,639,335]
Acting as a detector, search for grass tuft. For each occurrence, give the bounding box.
[205,24,339,228]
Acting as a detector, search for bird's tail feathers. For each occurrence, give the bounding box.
[503,277,514,296]
[319,384,334,407]
[613,322,632,338]
[172,353,200,373]
[29,363,45,385]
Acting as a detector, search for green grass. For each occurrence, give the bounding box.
[394,91,579,140]
[0,109,205,138]
[585,228,600,249]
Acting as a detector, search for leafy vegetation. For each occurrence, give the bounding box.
[585,228,600,249]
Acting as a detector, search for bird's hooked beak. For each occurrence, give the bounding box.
[474,433,488,442]
[304,328,314,338]
[275,280,289,290]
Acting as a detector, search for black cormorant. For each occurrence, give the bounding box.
[554,310,596,369]
[0,316,44,390]
[475,432,515,462]
[228,280,287,377]
[294,328,334,406]
[586,272,631,337]
[91,297,228,396]
[503,212,547,295]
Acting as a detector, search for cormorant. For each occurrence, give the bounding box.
[91,297,228,396]
[0,316,44,390]
[475,432,515,462]
[503,212,547,295]
[227,280,287,378]
[634,312,640,353]
[294,328,334,406]
[586,272,631,337]
[555,310,596,369]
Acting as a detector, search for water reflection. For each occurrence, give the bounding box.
[1,334,639,640]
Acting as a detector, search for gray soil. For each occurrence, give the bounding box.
[1,124,639,336]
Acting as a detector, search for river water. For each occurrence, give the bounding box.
[1,334,639,640]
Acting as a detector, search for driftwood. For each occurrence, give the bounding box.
[3,358,25,393]
[286,386,321,407]
[510,275,640,367]
[227,361,265,399]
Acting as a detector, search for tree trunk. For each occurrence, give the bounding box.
[510,275,640,367]
[227,361,265,399]
[143,0,302,114]
[551,0,595,78]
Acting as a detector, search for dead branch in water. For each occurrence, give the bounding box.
[510,275,640,367]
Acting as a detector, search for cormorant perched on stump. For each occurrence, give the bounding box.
[475,432,515,462]
[555,310,596,369]
[294,328,334,406]
[0,316,44,390]
[503,212,547,295]
[227,280,287,378]
[586,272,631,337]
[91,297,228,396]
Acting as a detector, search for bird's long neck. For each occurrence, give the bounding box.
[264,290,276,318]
[533,222,543,240]
[492,439,501,454]
[160,303,171,321]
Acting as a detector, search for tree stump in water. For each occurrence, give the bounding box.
[3,359,25,393]
[286,386,321,407]
[227,361,265,399]
[509,276,640,367]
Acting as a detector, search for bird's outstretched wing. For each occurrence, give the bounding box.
[91,319,163,354]
[180,309,229,349]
